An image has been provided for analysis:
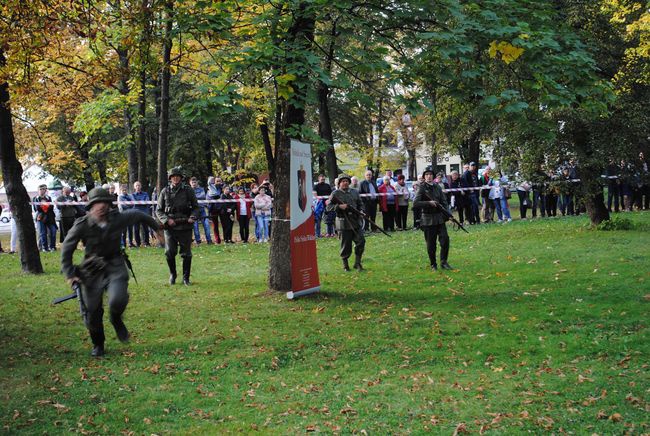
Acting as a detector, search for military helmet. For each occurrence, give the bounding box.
[422,166,434,178]
[86,187,114,210]
[168,166,185,180]
[337,173,352,186]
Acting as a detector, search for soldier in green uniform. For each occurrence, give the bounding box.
[326,173,366,271]
[61,187,161,357]
[413,167,454,271]
[156,166,200,286]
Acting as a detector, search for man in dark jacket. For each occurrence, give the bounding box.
[461,162,480,224]
[156,167,200,285]
[56,186,78,242]
[414,167,453,271]
[359,170,379,232]
[61,187,161,357]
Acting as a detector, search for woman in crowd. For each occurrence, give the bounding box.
[220,186,235,243]
[234,187,252,243]
[394,174,410,230]
[254,185,272,242]
[516,175,532,220]
[378,176,398,231]
[447,170,466,225]
[489,173,512,222]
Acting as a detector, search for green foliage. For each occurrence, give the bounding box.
[596,216,634,231]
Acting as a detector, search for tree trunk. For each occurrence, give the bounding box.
[118,48,138,189]
[0,49,43,273]
[268,2,315,293]
[79,145,95,192]
[137,68,148,191]
[572,119,609,225]
[156,0,173,194]
[260,121,275,175]
[318,81,338,182]
[96,153,108,185]
[203,136,212,179]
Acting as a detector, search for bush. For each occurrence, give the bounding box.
[597,216,634,231]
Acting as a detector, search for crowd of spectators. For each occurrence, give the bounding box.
[2,152,648,254]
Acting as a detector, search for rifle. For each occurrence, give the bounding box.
[121,248,138,284]
[421,186,469,234]
[52,278,88,324]
[330,194,391,237]
[159,216,191,230]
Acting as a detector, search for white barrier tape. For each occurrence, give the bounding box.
[2,179,592,209]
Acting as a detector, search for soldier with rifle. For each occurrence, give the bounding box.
[60,187,161,357]
[326,173,366,271]
[156,166,200,286]
[414,167,456,271]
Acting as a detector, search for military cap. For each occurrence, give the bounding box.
[86,187,114,210]
[337,173,352,186]
[422,166,434,177]
[168,166,185,180]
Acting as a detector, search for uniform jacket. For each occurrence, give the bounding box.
[156,183,200,230]
[414,182,449,226]
[326,188,364,231]
[61,209,158,279]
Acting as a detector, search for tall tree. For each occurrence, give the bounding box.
[0,49,43,273]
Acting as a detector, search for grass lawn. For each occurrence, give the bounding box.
[1,212,648,434]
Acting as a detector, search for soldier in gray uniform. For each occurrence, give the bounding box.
[326,173,366,271]
[414,167,453,271]
[156,166,200,286]
[61,187,161,357]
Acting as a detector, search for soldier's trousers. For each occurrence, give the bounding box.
[82,259,130,344]
[422,224,449,266]
[164,229,193,261]
[339,228,365,260]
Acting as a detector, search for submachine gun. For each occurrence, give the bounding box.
[52,255,106,323]
[421,187,469,234]
[330,195,391,237]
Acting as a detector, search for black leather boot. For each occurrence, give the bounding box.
[89,329,105,358]
[431,264,438,271]
[182,257,192,286]
[110,312,130,343]
[342,258,350,271]
[353,255,364,271]
[167,258,177,285]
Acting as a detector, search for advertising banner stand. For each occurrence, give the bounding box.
[286,139,320,299]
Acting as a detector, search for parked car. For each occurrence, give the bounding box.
[1,207,12,224]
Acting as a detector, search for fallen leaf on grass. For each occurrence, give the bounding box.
[453,422,468,435]
[609,413,622,422]
[340,405,357,415]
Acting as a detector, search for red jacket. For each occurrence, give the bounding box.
[378,183,399,212]
[234,194,253,218]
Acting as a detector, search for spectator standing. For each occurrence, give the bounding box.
[479,168,494,223]
[33,184,57,251]
[531,170,547,219]
[447,170,465,225]
[118,186,136,247]
[234,187,252,243]
[206,176,224,244]
[190,177,212,245]
[253,185,272,242]
[411,181,421,229]
[516,177,532,220]
[359,170,379,232]
[461,162,480,224]
[378,176,398,231]
[546,171,559,217]
[313,175,333,237]
[350,176,360,190]
[394,174,410,230]
[605,159,620,213]
[131,182,151,246]
[220,186,235,243]
[56,186,78,241]
[489,175,512,222]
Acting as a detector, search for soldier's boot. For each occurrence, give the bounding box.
[90,329,105,358]
[167,258,177,285]
[440,261,454,270]
[110,312,130,343]
[342,258,350,272]
[182,257,192,286]
[353,255,364,271]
